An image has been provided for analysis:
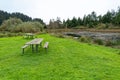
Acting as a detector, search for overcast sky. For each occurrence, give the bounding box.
[0,0,120,23]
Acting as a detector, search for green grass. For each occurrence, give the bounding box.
[0,34,120,80]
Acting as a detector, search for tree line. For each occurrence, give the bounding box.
[0,10,45,26]
[0,7,120,29]
[64,7,120,28]
[0,10,45,33]
[48,7,120,29]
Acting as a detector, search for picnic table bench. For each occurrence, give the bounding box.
[43,42,49,49]
[22,45,29,54]
[43,42,49,52]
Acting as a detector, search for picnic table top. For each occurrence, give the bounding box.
[25,33,34,36]
[25,38,43,45]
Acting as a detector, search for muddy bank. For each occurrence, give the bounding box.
[65,31,120,41]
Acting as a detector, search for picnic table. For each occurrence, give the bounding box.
[25,38,43,52]
[24,33,35,39]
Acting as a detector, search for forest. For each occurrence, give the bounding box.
[0,10,45,26]
[49,7,120,29]
[0,7,120,32]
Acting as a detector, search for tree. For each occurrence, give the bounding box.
[71,17,78,27]
[77,17,82,25]
[114,7,120,25]
[0,18,23,32]
[65,18,72,28]
[98,15,102,23]
[102,11,112,23]
[48,18,63,29]
[63,19,66,27]
[0,10,10,25]
[91,11,97,22]
[11,12,32,22]
[83,15,87,26]
[33,18,45,25]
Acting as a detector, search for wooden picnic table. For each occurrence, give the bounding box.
[25,33,35,39]
[25,38,43,52]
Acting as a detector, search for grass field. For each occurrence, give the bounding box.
[0,34,120,80]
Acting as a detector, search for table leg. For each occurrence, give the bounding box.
[31,44,34,52]
[36,44,39,52]
[40,42,42,46]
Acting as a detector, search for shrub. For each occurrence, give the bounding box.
[0,18,44,33]
[79,36,91,43]
[118,52,120,55]
[0,18,22,32]
[15,21,44,33]
[0,32,25,38]
[0,33,7,37]
[105,23,109,28]
[96,23,106,29]
[105,40,120,46]
[105,40,114,46]
[94,39,104,45]
[51,33,65,38]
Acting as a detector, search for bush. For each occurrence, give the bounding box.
[105,40,120,46]
[0,33,7,37]
[94,39,104,45]
[14,22,44,33]
[96,23,106,29]
[0,18,22,32]
[105,40,113,46]
[79,36,91,43]
[0,32,24,38]
[51,33,65,38]
[105,23,109,28]
[118,52,120,55]
[0,18,44,33]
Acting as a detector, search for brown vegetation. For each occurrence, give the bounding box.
[46,28,120,33]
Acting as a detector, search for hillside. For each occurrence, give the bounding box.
[0,34,120,80]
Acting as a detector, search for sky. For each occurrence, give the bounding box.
[0,0,120,23]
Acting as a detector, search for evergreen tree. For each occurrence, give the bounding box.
[0,10,10,25]
[33,18,45,26]
[102,11,112,23]
[83,15,87,26]
[11,12,32,22]
[114,7,120,25]
[77,17,82,25]
[71,17,78,27]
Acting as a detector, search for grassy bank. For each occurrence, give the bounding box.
[0,34,120,80]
